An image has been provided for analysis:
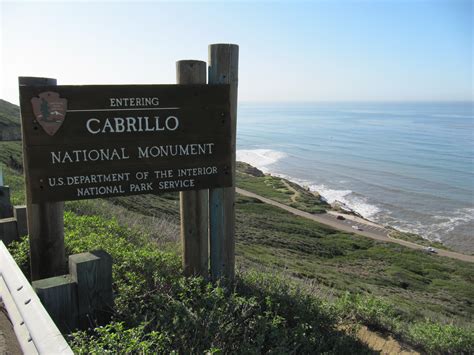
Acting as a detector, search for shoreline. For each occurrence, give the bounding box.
[236,158,460,253]
[236,186,474,263]
[272,172,402,231]
[235,137,474,255]
[270,171,457,252]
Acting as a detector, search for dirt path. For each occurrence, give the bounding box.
[356,325,419,354]
[237,188,474,263]
[281,180,299,203]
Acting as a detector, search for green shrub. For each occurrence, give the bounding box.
[334,292,400,331]
[6,236,30,277]
[69,322,172,354]
[7,200,473,353]
[407,321,474,354]
[9,211,367,353]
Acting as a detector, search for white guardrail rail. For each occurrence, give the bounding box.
[0,241,73,354]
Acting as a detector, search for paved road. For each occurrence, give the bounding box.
[0,303,22,355]
[237,188,474,263]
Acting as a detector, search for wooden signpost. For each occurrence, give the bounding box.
[19,76,66,281]
[18,43,239,283]
[177,60,209,278]
[209,44,239,280]
[19,84,232,203]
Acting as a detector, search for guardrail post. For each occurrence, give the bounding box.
[33,275,78,333]
[0,218,18,245]
[13,205,28,238]
[69,250,113,328]
[0,186,13,218]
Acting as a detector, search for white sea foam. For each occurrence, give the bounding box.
[429,207,474,237]
[236,149,288,172]
[374,207,474,245]
[309,184,381,218]
[258,169,469,242]
[237,149,471,248]
[308,185,352,203]
[261,170,382,219]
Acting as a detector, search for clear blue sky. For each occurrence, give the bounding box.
[1,0,472,104]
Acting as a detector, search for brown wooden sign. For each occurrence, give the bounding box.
[19,84,232,203]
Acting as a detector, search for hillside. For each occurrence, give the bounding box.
[0,99,21,140]
[1,99,473,353]
[236,161,329,214]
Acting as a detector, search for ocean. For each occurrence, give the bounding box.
[236,102,474,253]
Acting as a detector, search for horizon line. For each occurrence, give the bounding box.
[1,97,473,106]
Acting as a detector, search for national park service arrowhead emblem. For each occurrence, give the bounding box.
[31,92,68,136]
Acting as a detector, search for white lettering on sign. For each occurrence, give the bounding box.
[48,143,215,165]
[138,143,214,158]
[178,166,218,177]
[154,170,174,179]
[46,165,219,198]
[49,173,131,187]
[86,116,179,134]
[158,179,195,190]
[77,185,125,197]
[130,182,153,192]
[109,97,159,107]
[51,148,130,164]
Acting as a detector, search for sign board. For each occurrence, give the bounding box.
[19,84,232,203]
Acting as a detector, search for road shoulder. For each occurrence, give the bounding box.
[0,303,22,355]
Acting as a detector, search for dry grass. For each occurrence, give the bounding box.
[66,198,180,247]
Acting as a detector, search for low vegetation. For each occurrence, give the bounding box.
[1,142,24,206]
[9,214,372,353]
[236,161,328,213]
[387,228,451,250]
[0,99,21,140]
[1,127,473,352]
[235,194,474,322]
[8,207,473,353]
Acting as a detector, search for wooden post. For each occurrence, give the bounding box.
[0,218,18,245]
[69,250,113,328]
[18,77,66,281]
[32,275,78,333]
[13,205,28,238]
[176,60,209,278]
[208,44,239,281]
[0,186,13,218]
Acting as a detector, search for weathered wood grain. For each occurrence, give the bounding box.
[0,218,17,245]
[19,76,66,281]
[177,60,209,278]
[19,84,232,202]
[69,251,113,328]
[19,85,230,147]
[0,186,12,218]
[13,205,28,238]
[33,275,78,333]
[208,44,239,281]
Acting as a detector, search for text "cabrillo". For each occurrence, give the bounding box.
[86,116,179,134]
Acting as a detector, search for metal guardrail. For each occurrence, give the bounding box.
[0,241,73,354]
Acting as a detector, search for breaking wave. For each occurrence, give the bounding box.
[236,149,288,173]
